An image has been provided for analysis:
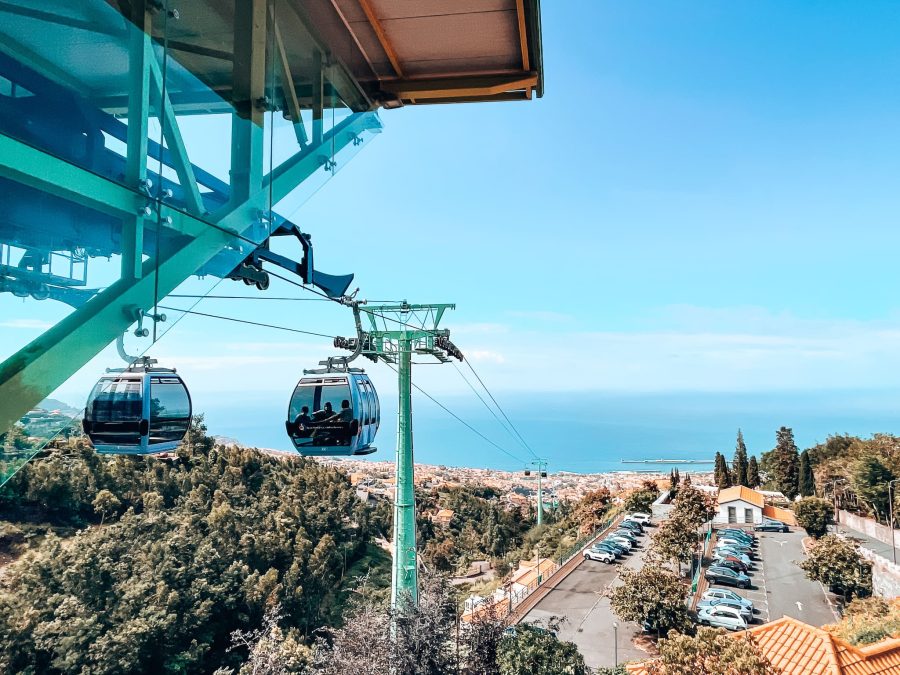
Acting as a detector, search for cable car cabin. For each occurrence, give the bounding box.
[82,366,192,455]
[285,372,379,456]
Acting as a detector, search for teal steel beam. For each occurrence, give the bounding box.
[0,111,379,435]
[0,134,142,217]
[149,57,205,216]
[229,0,267,206]
[122,0,150,280]
[391,334,417,608]
[312,50,324,146]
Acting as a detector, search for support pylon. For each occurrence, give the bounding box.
[353,301,460,609]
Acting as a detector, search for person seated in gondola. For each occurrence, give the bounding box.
[310,402,335,445]
[312,402,334,422]
[329,400,354,445]
[293,406,312,438]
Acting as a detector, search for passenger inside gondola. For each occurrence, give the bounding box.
[293,406,312,437]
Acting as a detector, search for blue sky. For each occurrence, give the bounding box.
[5,1,900,462]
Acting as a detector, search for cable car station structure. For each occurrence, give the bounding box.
[0,0,544,610]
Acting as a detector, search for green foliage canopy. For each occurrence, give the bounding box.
[793,497,833,538]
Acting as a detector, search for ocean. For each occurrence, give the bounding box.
[199,388,900,474]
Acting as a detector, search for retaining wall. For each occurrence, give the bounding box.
[838,510,900,548]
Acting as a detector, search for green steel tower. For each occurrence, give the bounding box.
[527,459,549,525]
[356,302,460,608]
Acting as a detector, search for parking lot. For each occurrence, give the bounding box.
[703,527,837,628]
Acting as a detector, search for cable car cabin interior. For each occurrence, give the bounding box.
[286,372,379,456]
[83,367,192,455]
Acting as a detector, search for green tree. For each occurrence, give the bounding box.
[714,452,731,490]
[799,450,815,497]
[669,468,681,498]
[851,453,895,523]
[497,621,587,675]
[647,627,777,675]
[747,456,761,488]
[610,565,693,638]
[733,430,750,487]
[652,514,698,571]
[91,489,121,525]
[771,427,801,500]
[671,484,715,529]
[793,497,834,538]
[625,484,658,514]
[799,534,872,601]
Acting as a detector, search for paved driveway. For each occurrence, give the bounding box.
[705,528,837,628]
[522,533,653,670]
[754,529,838,626]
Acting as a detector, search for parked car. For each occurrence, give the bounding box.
[719,529,756,544]
[716,540,754,556]
[717,536,753,549]
[593,543,623,558]
[705,565,750,589]
[627,512,652,525]
[612,529,638,543]
[619,520,644,534]
[716,540,753,554]
[606,535,634,550]
[696,605,749,631]
[754,519,789,533]
[713,557,750,574]
[701,588,754,611]
[583,548,616,563]
[712,550,752,567]
[600,540,629,555]
[696,598,753,622]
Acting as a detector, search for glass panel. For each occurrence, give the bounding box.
[0,0,383,484]
[149,377,190,419]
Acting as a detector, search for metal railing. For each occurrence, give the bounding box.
[497,514,621,619]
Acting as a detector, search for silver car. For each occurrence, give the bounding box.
[696,605,748,631]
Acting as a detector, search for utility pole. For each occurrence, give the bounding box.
[888,479,899,565]
[526,459,549,525]
[353,301,461,610]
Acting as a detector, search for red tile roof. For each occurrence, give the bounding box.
[717,485,765,508]
[626,616,900,675]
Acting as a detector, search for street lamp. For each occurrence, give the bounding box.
[825,478,848,533]
[613,622,618,666]
[887,479,900,565]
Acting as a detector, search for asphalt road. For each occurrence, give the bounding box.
[752,529,838,626]
[522,535,651,670]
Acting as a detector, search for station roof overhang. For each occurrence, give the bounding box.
[303,0,544,108]
[0,0,542,116]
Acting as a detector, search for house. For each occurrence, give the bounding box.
[431,509,454,527]
[715,485,766,525]
[508,558,558,597]
[627,615,900,674]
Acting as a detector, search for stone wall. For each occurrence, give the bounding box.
[839,510,900,548]
[857,547,900,599]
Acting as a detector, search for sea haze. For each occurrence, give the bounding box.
[198,388,900,474]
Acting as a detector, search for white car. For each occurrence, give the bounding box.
[627,512,652,525]
[606,535,634,550]
[696,605,748,631]
[583,548,615,564]
[702,588,754,611]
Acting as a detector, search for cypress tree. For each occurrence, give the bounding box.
[748,455,761,488]
[799,449,815,497]
[715,452,732,490]
[733,429,749,487]
[772,426,801,500]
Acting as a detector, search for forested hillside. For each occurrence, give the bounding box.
[0,419,382,674]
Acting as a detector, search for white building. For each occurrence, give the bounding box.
[714,485,765,525]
